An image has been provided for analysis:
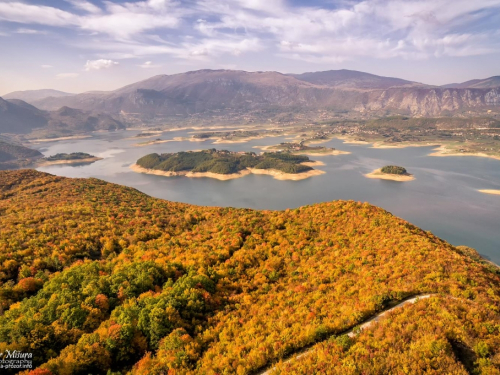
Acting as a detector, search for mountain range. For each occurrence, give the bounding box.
[3,89,73,103]
[0,97,125,136]
[442,76,500,89]
[2,70,500,125]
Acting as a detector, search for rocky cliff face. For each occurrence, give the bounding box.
[357,88,500,115]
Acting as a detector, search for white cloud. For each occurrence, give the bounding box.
[41,65,53,68]
[0,0,499,66]
[0,2,77,26]
[0,0,182,39]
[56,73,80,79]
[84,59,119,71]
[16,28,46,34]
[78,0,182,39]
[196,0,500,62]
[66,0,102,14]
[140,61,161,68]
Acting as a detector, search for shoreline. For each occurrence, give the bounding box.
[293,150,351,156]
[478,189,500,196]
[134,136,208,146]
[130,164,251,180]
[429,146,500,161]
[136,133,287,147]
[212,134,282,144]
[28,135,92,143]
[253,145,350,156]
[335,136,371,145]
[127,132,164,140]
[135,139,172,147]
[36,157,102,167]
[303,138,333,145]
[365,168,415,182]
[247,168,325,180]
[372,142,438,149]
[337,136,438,149]
[336,137,500,161]
[130,164,325,181]
[163,125,251,132]
[301,160,325,167]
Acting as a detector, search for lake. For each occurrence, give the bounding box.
[33,129,500,264]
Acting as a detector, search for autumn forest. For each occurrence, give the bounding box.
[0,169,499,374]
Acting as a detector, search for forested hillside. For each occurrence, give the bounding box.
[0,170,499,374]
[0,141,42,170]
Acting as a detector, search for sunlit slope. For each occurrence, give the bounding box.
[0,170,498,374]
[274,295,500,374]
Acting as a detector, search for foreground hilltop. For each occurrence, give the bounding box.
[0,170,499,374]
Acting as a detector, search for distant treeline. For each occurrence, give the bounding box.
[136,149,313,174]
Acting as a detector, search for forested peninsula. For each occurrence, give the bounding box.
[0,170,499,374]
[132,149,325,180]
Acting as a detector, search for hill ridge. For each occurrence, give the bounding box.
[0,169,499,374]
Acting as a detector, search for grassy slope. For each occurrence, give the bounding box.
[0,170,498,375]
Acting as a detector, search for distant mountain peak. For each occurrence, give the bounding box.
[55,106,81,116]
[3,89,74,105]
[289,69,424,89]
[442,76,500,89]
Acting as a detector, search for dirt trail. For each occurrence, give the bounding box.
[257,294,433,375]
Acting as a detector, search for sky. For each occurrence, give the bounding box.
[1,0,500,95]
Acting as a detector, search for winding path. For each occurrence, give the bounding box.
[256,294,434,375]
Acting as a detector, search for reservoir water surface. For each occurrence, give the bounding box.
[33,129,500,264]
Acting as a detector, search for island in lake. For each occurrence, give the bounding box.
[39,152,102,166]
[132,131,163,138]
[131,149,325,180]
[142,130,285,146]
[261,141,350,156]
[365,165,415,182]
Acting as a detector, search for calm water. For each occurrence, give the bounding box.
[33,129,500,263]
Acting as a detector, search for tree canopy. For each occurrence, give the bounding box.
[0,170,499,375]
[381,165,408,175]
[136,149,313,175]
